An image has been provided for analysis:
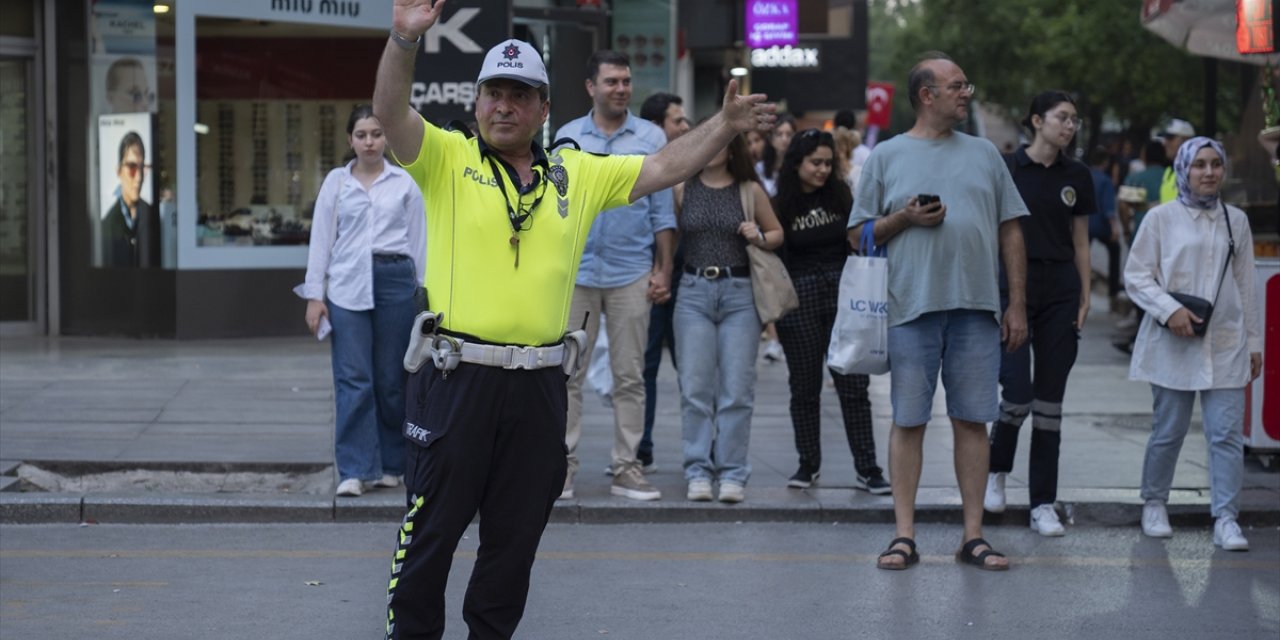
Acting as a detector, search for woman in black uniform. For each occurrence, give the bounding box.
[984,91,1096,536]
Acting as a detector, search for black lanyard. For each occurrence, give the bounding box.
[485,155,547,235]
[485,155,548,268]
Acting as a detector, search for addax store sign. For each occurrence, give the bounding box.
[410,0,510,125]
[745,0,797,48]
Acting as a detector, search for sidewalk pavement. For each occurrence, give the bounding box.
[2,293,1277,526]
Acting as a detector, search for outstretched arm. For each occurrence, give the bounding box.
[630,80,775,201]
[374,0,447,163]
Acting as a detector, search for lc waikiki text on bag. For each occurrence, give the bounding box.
[738,182,799,325]
[827,223,889,375]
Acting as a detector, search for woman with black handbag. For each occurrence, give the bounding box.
[1124,137,1262,550]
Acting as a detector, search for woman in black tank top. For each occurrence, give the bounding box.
[672,133,782,503]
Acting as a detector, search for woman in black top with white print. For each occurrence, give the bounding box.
[984,91,1096,536]
[773,129,888,494]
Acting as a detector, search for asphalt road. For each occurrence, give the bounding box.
[1,521,1277,639]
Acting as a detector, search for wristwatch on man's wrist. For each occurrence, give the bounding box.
[390,29,422,51]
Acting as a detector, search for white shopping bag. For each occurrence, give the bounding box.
[827,224,889,375]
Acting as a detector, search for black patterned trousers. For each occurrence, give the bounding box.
[775,265,883,478]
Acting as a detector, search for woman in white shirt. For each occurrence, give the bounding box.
[1124,137,1261,550]
[298,105,426,497]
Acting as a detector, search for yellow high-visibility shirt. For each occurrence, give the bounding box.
[1159,166,1177,203]
[397,116,643,346]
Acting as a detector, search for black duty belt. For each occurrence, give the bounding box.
[684,265,750,279]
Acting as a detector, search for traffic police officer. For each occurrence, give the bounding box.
[372,1,776,638]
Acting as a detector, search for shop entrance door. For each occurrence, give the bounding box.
[0,52,45,335]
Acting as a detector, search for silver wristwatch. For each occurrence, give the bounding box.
[390,29,421,51]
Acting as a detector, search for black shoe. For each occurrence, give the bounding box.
[854,472,891,495]
[787,465,820,489]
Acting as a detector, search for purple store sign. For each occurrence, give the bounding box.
[745,0,798,48]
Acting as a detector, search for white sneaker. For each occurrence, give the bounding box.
[1142,500,1173,538]
[1213,516,1249,551]
[557,472,575,501]
[762,339,784,363]
[371,474,402,489]
[686,478,713,502]
[335,478,363,497]
[983,472,1007,513]
[1029,504,1066,536]
[718,482,745,503]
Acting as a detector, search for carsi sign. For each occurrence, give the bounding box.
[745,0,798,48]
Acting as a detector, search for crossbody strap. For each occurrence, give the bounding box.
[739,181,755,224]
[1208,202,1234,307]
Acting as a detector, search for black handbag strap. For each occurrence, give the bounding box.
[1209,202,1234,307]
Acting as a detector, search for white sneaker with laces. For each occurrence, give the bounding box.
[983,472,1007,513]
[1213,516,1249,551]
[1142,500,1173,538]
[372,474,402,489]
[686,478,713,502]
[1029,504,1065,536]
[718,482,745,503]
[335,478,363,497]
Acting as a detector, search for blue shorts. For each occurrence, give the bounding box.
[887,309,1001,427]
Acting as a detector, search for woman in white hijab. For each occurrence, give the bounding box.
[1124,137,1261,551]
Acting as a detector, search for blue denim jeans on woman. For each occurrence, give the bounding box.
[327,255,416,482]
[1142,385,1245,519]
[673,272,761,485]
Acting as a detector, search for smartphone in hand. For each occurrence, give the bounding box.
[917,194,940,207]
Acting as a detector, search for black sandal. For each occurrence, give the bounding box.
[876,537,919,571]
[955,537,1008,572]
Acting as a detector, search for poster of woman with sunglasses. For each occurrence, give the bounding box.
[97,113,157,267]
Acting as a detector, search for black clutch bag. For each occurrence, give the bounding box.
[1159,292,1213,336]
[1157,204,1232,339]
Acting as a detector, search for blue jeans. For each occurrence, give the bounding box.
[673,273,760,485]
[1141,385,1245,519]
[327,256,416,482]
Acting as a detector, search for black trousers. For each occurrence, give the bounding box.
[989,261,1081,507]
[775,266,881,477]
[386,364,567,640]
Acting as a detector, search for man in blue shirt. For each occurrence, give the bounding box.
[556,51,676,501]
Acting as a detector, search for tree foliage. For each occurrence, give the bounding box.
[867,0,1242,145]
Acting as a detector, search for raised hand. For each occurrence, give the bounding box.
[394,0,447,39]
[720,78,776,134]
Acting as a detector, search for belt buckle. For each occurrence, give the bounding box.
[506,345,536,370]
[701,266,721,279]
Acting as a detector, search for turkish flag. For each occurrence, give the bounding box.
[865,82,894,129]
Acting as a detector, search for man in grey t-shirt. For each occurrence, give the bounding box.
[848,52,1028,572]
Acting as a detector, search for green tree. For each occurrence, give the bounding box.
[868,0,1241,146]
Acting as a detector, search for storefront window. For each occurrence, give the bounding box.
[192,19,384,249]
[158,1,391,269]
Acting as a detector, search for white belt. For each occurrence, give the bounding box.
[403,312,586,377]
[458,341,565,370]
